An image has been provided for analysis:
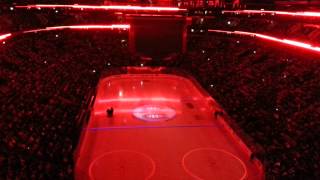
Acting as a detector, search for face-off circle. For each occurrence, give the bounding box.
[133,105,176,122]
[182,148,247,180]
[89,150,155,180]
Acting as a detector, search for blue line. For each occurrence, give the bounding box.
[84,124,220,131]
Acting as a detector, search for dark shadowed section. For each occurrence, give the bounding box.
[129,16,186,58]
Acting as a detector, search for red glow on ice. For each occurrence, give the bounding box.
[0,33,12,41]
[222,10,320,18]
[97,97,181,103]
[15,4,186,11]
[94,109,182,115]
[208,29,320,53]
[75,73,264,179]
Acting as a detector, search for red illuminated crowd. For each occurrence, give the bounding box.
[184,34,320,178]
[0,30,133,178]
[0,8,119,34]
[0,2,320,179]
[206,16,320,46]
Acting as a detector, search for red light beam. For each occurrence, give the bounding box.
[23,24,130,34]
[15,4,186,11]
[208,29,320,53]
[0,33,12,41]
[222,10,320,18]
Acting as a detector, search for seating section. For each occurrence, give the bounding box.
[0,30,133,179]
[0,8,320,179]
[183,35,320,178]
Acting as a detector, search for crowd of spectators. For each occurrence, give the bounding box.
[207,15,320,46]
[188,14,320,47]
[2,3,320,45]
[0,30,134,179]
[182,34,320,179]
[0,6,320,179]
[0,8,121,34]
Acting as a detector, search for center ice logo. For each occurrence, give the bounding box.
[133,105,176,122]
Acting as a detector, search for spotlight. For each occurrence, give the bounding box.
[119,91,123,97]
